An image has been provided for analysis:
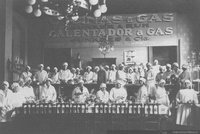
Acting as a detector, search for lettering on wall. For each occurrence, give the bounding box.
[45,13,177,47]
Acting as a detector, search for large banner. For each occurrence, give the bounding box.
[44,13,177,48]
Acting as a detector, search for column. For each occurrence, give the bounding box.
[0,0,13,83]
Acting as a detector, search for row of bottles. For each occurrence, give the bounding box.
[15,103,160,115]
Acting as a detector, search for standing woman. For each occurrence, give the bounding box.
[145,62,156,99]
[176,80,198,127]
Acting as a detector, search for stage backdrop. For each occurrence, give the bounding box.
[44,13,177,48]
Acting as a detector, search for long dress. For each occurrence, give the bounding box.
[176,88,199,126]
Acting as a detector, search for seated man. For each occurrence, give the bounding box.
[72,80,89,103]
[96,83,109,103]
[135,78,148,103]
[109,80,127,103]
[40,78,57,102]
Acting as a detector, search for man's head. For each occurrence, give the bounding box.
[99,83,106,92]
[115,80,124,88]
[46,78,52,87]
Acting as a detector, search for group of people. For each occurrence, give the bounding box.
[0,60,199,126]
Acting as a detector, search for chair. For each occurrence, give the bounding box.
[143,104,165,130]
[127,103,143,130]
[94,103,110,134]
[111,103,127,130]
[71,104,87,134]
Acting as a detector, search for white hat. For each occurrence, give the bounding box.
[38,64,44,67]
[26,66,31,70]
[116,80,124,85]
[94,66,99,70]
[46,78,52,82]
[78,79,84,84]
[105,65,109,69]
[111,64,116,67]
[53,67,58,71]
[2,81,9,87]
[100,83,106,88]
[11,83,19,89]
[46,66,50,70]
[166,64,171,68]
[173,62,179,68]
[185,80,192,85]
[86,66,92,70]
[63,62,68,66]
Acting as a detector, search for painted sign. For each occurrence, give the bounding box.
[44,13,177,48]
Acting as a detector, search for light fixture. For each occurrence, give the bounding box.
[25,0,108,28]
[99,34,114,58]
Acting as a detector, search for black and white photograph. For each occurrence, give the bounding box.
[1,0,200,134]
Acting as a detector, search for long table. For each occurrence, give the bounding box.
[9,103,171,134]
[52,83,175,100]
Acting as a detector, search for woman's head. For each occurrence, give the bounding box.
[2,81,9,90]
[99,83,106,91]
[11,83,20,92]
[159,79,166,87]
[139,77,146,85]
[184,80,192,89]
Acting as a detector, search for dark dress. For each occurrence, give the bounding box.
[97,69,107,89]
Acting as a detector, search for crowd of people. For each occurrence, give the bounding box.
[0,60,199,126]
